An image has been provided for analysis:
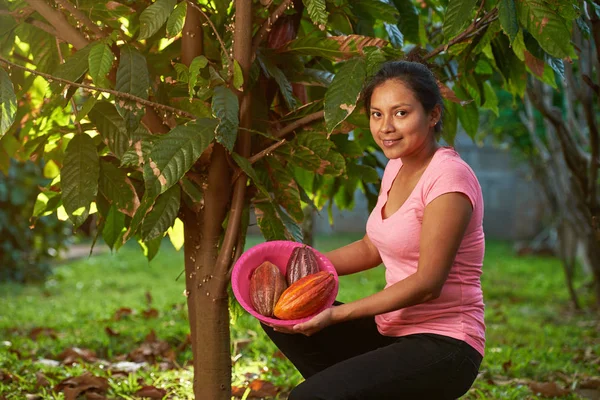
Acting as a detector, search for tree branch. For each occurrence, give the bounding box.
[527,80,590,196]
[23,0,170,134]
[24,0,89,50]
[230,139,286,183]
[54,0,105,39]
[0,57,196,120]
[26,18,60,38]
[251,0,292,54]
[185,0,233,76]
[275,110,324,138]
[425,8,498,60]
[214,0,254,290]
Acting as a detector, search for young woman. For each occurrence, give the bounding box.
[262,60,485,400]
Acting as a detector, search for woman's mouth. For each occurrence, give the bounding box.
[382,138,402,147]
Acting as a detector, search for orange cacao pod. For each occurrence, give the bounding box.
[274,271,335,320]
[250,261,287,317]
[286,245,320,285]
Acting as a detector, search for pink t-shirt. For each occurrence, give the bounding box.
[366,147,486,356]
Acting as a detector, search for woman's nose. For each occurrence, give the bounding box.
[379,116,394,133]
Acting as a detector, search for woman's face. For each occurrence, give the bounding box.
[368,79,439,160]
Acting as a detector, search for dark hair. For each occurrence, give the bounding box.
[362,60,444,133]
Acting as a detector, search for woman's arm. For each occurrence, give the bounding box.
[324,234,382,276]
[292,192,473,335]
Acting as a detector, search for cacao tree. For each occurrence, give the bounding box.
[0,0,588,397]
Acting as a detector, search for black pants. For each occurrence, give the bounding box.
[261,308,482,399]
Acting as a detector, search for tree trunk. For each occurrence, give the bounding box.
[183,207,231,399]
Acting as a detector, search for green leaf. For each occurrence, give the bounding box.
[442,99,458,146]
[166,1,187,38]
[168,218,184,251]
[348,162,379,183]
[254,200,287,241]
[443,0,477,39]
[61,134,100,228]
[233,60,244,91]
[188,56,209,98]
[277,205,303,242]
[103,205,126,251]
[121,135,156,167]
[75,95,99,123]
[50,44,91,94]
[384,23,404,48]
[141,235,163,262]
[124,193,154,241]
[99,160,140,217]
[284,35,346,60]
[0,67,16,137]
[211,86,239,152]
[144,119,217,196]
[141,184,180,241]
[498,0,518,43]
[545,56,564,80]
[257,52,296,110]
[351,0,399,24]
[180,176,203,203]
[15,24,60,74]
[115,45,150,131]
[231,153,270,199]
[391,0,420,44]
[456,99,479,140]
[288,133,346,176]
[88,43,114,87]
[482,82,499,116]
[266,158,304,223]
[88,101,131,159]
[304,0,328,30]
[324,58,367,134]
[515,0,575,58]
[139,0,177,40]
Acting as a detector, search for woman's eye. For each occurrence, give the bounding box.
[371,111,381,118]
[395,110,406,117]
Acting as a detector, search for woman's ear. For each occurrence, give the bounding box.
[429,104,442,127]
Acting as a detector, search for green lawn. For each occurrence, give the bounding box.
[0,235,598,399]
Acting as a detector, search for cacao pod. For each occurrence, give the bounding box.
[274,271,336,320]
[250,261,287,317]
[286,245,320,285]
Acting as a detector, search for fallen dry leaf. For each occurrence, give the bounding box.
[57,347,97,365]
[502,359,512,373]
[29,327,58,340]
[142,308,159,319]
[114,307,133,320]
[54,372,108,400]
[145,291,153,305]
[105,327,120,337]
[232,379,279,398]
[580,377,600,389]
[528,381,570,398]
[35,371,50,388]
[135,385,167,399]
[0,370,13,383]
[128,330,175,366]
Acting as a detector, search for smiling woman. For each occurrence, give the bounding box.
[261,60,486,400]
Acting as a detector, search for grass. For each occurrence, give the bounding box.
[0,234,598,399]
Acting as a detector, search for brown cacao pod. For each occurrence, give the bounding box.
[286,245,320,285]
[250,261,287,317]
[274,271,335,320]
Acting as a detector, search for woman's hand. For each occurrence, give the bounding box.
[268,307,337,336]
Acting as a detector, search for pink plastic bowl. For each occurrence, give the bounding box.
[231,240,339,326]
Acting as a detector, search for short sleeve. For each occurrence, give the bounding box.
[423,159,480,209]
